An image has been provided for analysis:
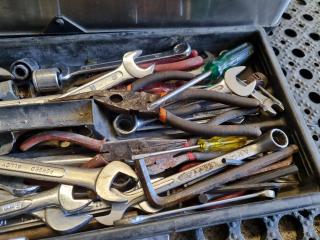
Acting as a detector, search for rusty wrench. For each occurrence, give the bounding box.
[94,129,289,225]
[136,144,298,208]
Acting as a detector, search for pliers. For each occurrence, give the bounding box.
[20,131,187,166]
[57,87,262,136]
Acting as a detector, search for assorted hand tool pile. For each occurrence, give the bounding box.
[0,41,300,237]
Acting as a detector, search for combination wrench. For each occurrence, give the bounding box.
[32,42,191,92]
[0,185,90,220]
[58,50,155,98]
[0,160,137,202]
[94,128,289,225]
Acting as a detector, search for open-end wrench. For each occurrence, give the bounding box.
[116,190,275,225]
[94,129,289,225]
[0,160,137,202]
[58,50,155,98]
[224,66,284,115]
[0,189,93,233]
[0,184,90,220]
[0,176,39,197]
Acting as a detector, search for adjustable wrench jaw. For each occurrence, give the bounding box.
[224,66,257,96]
[96,161,138,202]
[123,50,155,78]
[58,185,92,212]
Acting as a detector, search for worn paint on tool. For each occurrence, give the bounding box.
[0,200,32,214]
[0,160,65,177]
[177,160,225,181]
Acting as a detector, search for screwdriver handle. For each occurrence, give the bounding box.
[197,136,247,152]
[204,42,254,82]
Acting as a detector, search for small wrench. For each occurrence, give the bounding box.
[0,185,90,220]
[0,160,137,202]
[224,66,284,115]
[59,50,155,98]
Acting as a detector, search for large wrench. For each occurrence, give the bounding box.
[95,129,289,225]
[0,160,137,202]
[224,66,284,115]
[59,50,155,98]
[0,185,90,220]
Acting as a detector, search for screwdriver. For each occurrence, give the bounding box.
[132,136,247,160]
[147,42,254,110]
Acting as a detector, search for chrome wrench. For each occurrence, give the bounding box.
[224,66,284,115]
[0,185,90,220]
[58,50,155,98]
[32,42,191,92]
[0,160,137,202]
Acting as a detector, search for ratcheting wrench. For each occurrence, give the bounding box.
[0,185,90,220]
[94,129,289,225]
[224,66,284,116]
[0,160,136,202]
[59,50,155,98]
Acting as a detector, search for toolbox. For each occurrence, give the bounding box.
[0,0,319,239]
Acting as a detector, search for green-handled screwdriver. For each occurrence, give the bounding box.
[132,136,248,160]
[147,42,254,110]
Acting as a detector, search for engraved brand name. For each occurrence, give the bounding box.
[177,161,224,182]
[0,200,32,214]
[223,148,250,161]
[0,160,65,177]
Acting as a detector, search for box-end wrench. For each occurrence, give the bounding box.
[95,129,289,225]
[224,66,284,116]
[58,50,155,98]
[0,160,136,202]
[0,184,90,220]
[116,190,275,225]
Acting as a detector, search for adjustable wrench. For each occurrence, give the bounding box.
[0,185,90,220]
[224,66,284,115]
[59,50,155,98]
[0,160,137,202]
[95,129,289,225]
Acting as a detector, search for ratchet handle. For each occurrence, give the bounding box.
[20,131,105,152]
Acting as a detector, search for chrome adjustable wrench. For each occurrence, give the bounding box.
[224,66,284,115]
[58,50,155,98]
